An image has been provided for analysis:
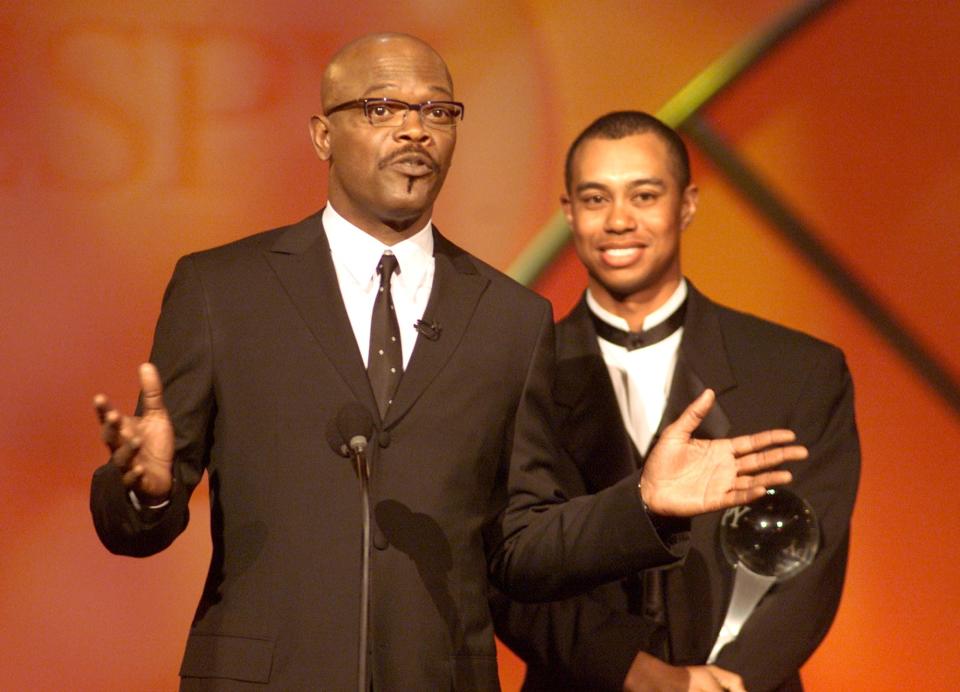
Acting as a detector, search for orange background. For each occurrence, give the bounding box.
[2,2,958,690]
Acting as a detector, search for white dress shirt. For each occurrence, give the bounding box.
[322,204,435,369]
[587,280,688,456]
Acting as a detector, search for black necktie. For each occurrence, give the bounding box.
[368,253,402,418]
[589,300,687,350]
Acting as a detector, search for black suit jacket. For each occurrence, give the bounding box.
[90,212,687,690]
[493,283,860,692]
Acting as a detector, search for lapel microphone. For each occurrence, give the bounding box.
[415,319,442,341]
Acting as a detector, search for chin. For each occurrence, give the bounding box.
[377,205,429,232]
[603,277,656,299]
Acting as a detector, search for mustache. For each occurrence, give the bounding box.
[379,145,439,172]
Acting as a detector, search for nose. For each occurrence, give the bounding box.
[605,199,636,233]
[394,108,432,144]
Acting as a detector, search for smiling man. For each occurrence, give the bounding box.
[493,111,860,691]
[89,43,807,689]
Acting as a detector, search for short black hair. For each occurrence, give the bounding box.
[564,111,691,193]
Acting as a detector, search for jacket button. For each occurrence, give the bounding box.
[378,430,391,447]
[373,526,389,550]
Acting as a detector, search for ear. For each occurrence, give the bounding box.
[561,193,574,227]
[309,115,332,161]
[680,183,699,230]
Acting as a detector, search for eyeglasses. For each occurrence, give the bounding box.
[324,98,465,130]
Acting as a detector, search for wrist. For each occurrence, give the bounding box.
[129,479,174,511]
[638,476,690,549]
[638,476,657,514]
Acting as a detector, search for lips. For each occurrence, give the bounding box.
[392,157,435,175]
[382,148,438,177]
[599,245,646,268]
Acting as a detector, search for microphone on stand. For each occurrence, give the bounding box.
[332,402,374,479]
[329,403,375,692]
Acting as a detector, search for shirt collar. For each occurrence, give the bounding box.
[322,204,434,290]
[586,278,688,332]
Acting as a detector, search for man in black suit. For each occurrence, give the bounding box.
[493,111,860,691]
[89,39,805,689]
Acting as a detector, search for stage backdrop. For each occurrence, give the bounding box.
[2,2,958,690]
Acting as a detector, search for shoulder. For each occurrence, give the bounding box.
[682,284,848,390]
[699,297,853,425]
[693,295,856,442]
[556,298,589,331]
[708,297,845,366]
[182,213,321,268]
[434,230,552,318]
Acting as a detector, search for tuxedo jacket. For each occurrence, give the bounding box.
[90,212,687,691]
[493,283,860,692]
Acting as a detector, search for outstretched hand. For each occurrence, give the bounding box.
[93,363,174,503]
[641,389,806,517]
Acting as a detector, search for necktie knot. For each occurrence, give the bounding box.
[378,253,399,283]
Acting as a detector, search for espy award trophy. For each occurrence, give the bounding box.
[707,487,820,663]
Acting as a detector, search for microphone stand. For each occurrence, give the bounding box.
[331,404,375,692]
[350,435,372,692]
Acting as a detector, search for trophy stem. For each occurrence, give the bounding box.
[706,564,777,664]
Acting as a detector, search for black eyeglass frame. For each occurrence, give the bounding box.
[324,97,465,128]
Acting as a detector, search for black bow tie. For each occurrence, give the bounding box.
[589,300,687,350]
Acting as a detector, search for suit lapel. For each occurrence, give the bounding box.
[553,299,603,409]
[658,284,735,443]
[555,298,640,490]
[382,229,488,427]
[264,213,379,413]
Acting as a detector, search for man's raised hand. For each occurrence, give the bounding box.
[93,363,174,503]
[641,389,807,516]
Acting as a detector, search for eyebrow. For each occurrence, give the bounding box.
[574,177,666,194]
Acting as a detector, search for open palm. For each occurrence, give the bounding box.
[641,390,806,516]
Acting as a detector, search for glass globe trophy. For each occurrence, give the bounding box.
[706,487,820,663]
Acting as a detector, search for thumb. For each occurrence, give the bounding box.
[668,389,715,439]
[138,362,166,413]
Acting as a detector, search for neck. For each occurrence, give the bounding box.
[589,276,682,331]
[375,216,429,245]
[326,196,431,246]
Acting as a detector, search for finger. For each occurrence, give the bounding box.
[666,389,715,438]
[729,428,796,456]
[736,444,808,473]
[708,666,745,692]
[732,470,793,490]
[100,409,124,450]
[724,485,769,507]
[93,394,113,422]
[139,363,166,413]
[121,464,145,489]
[110,436,141,473]
[691,668,725,692]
